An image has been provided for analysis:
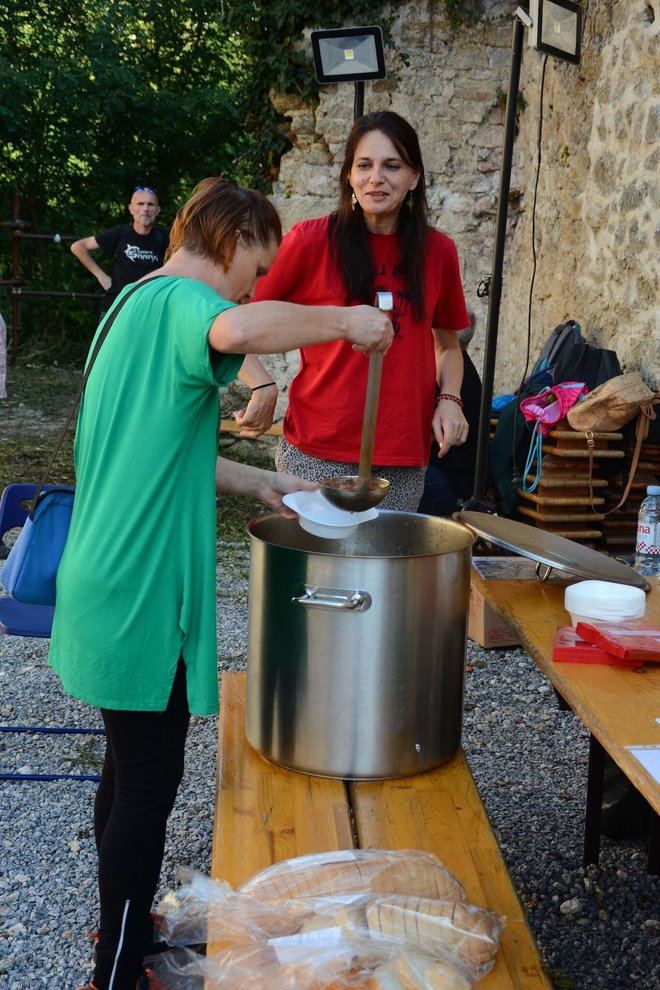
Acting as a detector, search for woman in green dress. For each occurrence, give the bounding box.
[49,177,393,990]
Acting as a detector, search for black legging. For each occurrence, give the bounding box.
[92,658,190,990]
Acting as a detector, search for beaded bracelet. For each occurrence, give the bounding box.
[437,393,463,408]
[251,382,277,392]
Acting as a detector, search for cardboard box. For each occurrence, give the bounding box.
[468,584,520,648]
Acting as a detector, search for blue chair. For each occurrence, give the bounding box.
[0,483,103,782]
[0,483,55,637]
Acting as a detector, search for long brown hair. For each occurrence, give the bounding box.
[329,111,429,321]
[167,178,282,269]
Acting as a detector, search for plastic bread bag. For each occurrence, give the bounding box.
[238,849,466,903]
[154,868,310,947]
[328,893,504,983]
[190,932,362,989]
[151,927,474,989]
[148,946,205,990]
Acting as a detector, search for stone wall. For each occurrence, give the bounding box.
[245,0,658,413]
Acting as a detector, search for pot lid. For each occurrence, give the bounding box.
[456,511,650,591]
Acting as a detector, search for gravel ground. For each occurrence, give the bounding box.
[1,541,658,990]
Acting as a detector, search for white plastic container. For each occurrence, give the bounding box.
[282,490,378,540]
[564,580,646,628]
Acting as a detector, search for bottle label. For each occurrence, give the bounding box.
[636,520,660,554]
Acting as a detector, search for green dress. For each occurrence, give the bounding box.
[48,276,243,715]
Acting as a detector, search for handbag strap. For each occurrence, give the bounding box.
[585,396,660,515]
[29,276,165,516]
[601,397,659,515]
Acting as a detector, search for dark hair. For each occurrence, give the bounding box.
[330,111,429,321]
[167,178,282,269]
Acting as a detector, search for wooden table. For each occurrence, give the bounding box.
[470,560,660,871]
[211,671,552,988]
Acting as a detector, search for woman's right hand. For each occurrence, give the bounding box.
[344,305,394,353]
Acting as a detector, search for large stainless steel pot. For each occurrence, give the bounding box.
[245,511,474,779]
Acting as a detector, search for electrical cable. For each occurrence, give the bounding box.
[511,53,549,489]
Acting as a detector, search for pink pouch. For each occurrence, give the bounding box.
[519,382,588,438]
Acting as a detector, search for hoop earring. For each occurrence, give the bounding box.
[407,191,414,213]
[351,191,357,211]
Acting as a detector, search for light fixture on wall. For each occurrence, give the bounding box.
[529,0,582,64]
[468,2,583,509]
[310,25,386,120]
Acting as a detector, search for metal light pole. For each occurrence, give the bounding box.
[467,1,582,509]
[467,13,526,509]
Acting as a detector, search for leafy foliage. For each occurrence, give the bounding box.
[0,1,249,221]
[0,0,252,353]
[438,0,489,30]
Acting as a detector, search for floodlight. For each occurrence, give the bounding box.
[528,0,582,64]
[311,26,386,84]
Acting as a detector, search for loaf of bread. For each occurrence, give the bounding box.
[297,912,338,933]
[363,896,502,975]
[204,941,355,990]
[366,963,408,989]
[202,936,474,990]
[395,951,473,990]
[239,850,465,902]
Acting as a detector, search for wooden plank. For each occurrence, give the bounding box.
[548,430,623,441]
[541,446,624,459]
[517,505,605,523]
[349,756,552,989]
[518,490,605,507]
[220,418,283,437]
[530,476,608,489]
[211,672,354,890]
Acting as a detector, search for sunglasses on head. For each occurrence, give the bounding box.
[134,186,156,193]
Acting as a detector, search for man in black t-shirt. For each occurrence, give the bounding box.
[71,187,169,317]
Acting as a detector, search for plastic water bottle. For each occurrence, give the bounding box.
[634,485,660,577]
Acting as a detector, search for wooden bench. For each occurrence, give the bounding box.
[210,672,551,988]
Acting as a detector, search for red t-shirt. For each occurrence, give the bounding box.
[253,216,469,466]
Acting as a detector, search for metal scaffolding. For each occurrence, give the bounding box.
[0,195,101,363]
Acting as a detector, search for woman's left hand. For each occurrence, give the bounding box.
[233,385,278,438]
[256,471,318,518]
[432,398,469,457]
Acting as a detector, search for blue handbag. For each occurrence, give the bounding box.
[2,486,75,605]
[1,277,163,607]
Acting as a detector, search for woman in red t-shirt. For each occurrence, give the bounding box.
[254,110,471,510]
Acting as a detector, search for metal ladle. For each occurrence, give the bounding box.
[319,292,392,513]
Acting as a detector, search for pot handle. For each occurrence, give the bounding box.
[292,585,372,611]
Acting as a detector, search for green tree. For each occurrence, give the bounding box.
[0,0,251,226]
[0,0,252,352]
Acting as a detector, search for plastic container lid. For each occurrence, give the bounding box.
[645,485,660,495]
[564,580,646,624]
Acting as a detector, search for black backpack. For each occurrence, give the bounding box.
[530,319,622,390]
[490,321,623,515]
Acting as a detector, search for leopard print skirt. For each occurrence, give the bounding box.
[275,437,426,512]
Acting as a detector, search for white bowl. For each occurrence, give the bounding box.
[282,490,378,540]
[564,580,646,628]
